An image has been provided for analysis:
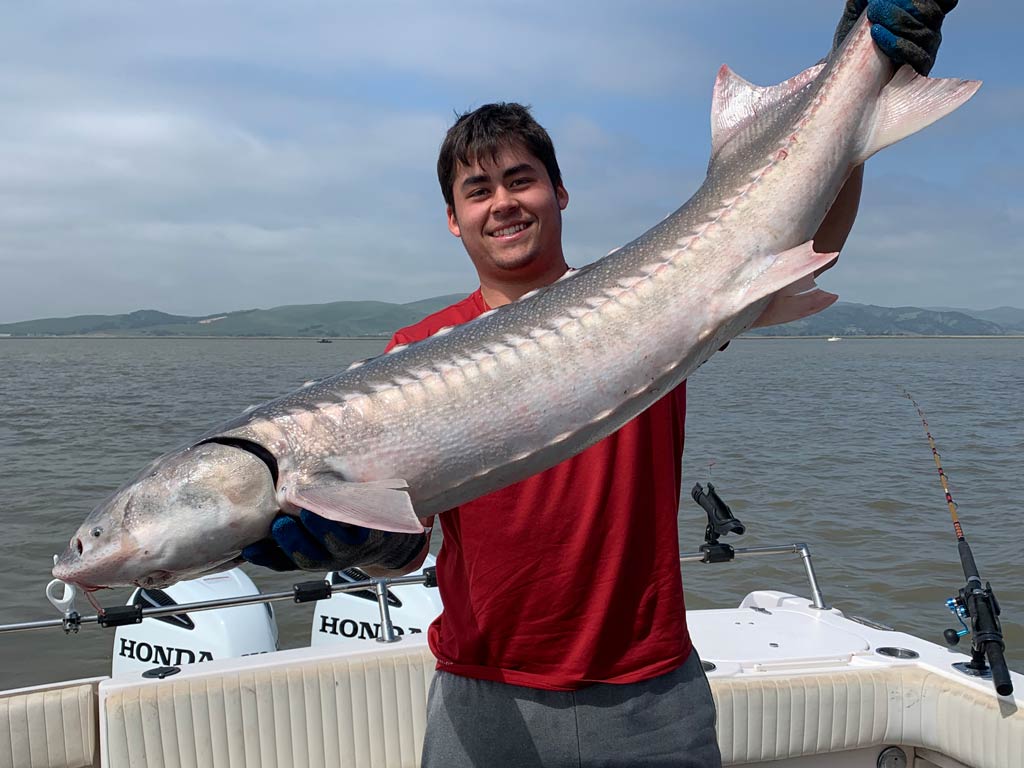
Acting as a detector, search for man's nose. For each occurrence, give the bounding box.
[491,186,520,215]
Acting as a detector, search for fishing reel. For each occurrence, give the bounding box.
[691,482,745,563]
[943,578,1012,695]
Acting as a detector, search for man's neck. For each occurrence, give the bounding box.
[479,262,570,308]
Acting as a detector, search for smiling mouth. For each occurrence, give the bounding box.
[491,222,529,238]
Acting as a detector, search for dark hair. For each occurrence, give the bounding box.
[437,102,563,208]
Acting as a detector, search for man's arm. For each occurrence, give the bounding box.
[813,0,958,267]
[813,164,864,268]
[750,1,956,331]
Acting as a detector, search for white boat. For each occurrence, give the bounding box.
[3,494,1021,768]
[827,336,843,342]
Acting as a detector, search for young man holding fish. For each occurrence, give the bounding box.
[245,1,958,764]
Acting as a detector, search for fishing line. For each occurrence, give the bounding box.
[902,390,963,540]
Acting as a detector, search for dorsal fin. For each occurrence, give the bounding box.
[710,61,826,162]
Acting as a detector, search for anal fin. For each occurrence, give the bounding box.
[744,241,840,328]
[752,288,839,328]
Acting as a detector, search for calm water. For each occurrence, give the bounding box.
[0,337,1020,689]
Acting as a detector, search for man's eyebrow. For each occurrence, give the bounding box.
[501,163,535,179]
[460,163,537,188]
[461,173,490,188]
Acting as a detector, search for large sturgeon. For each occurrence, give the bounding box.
[54,15,979,591]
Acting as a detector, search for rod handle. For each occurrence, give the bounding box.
[985,642,1014,697]
[958,540,980,582]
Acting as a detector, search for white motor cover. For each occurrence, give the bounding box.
[311,555,443,647]
[112,568,278,677]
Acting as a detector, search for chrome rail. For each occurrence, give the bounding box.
[0,570,434,640]
[680,542,829,610]
[1,541,828,639]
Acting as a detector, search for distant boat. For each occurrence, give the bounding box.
[826,336,842,342]
[317,338,333,344]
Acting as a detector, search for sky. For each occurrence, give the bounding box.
[1,0,1020,323]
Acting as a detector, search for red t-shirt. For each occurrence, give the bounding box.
[387,289,691,691]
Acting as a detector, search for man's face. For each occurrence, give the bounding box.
[447,142,569,284]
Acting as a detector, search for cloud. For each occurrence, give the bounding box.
[826,172,1023,309]
[0,1,1018,322]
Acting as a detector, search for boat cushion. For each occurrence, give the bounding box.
[0,679,100,768]
[97,642,1024,767]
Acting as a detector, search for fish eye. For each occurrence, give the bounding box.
[90,526,103,538]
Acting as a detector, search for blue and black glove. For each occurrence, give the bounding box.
[834,0,958,75]
[242,510,428,572]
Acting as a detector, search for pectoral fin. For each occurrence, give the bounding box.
[284,478,425,534]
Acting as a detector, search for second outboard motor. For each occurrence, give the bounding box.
[311,556,442,646]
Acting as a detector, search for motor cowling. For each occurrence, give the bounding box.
[112,568,278,677]
[311,555,442,646]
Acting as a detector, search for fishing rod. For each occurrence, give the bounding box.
[903,390,1013,696]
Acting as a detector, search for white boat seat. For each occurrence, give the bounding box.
[0,678,101,768]
[94,636,1024,768]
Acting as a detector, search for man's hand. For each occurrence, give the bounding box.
[242,509,428,572]
[834,0,958,75]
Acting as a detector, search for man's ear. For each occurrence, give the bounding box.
[556,184,569,211]
[446,205,461,238]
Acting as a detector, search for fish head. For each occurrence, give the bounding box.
[53,441,279,590]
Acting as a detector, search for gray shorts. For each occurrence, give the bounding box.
[421,649,722,767]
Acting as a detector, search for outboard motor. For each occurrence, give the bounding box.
[311,555,442,646]
[112,568,278,676]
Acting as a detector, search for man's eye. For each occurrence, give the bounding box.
[467,188,488,198]
[510,178,532,187]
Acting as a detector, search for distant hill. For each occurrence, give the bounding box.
[925,306,1024,333]
[746,302,1006,336]
[0,298,1018,338]
[0,296,467,338]
[0,309,200,336]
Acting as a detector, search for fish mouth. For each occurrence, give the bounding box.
[54,575,104,592]
[51,563,105,592]
[134,571,176,590]
[51,556,105,596]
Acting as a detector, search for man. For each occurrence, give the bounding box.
[244,2,957,764]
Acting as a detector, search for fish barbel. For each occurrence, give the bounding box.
[54,15,980,589]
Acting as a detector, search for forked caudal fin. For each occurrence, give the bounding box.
[284,478,425,534]
[855,65,982,165]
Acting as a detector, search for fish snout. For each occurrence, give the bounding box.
[52,541,83,582]
[52,524,118,587]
